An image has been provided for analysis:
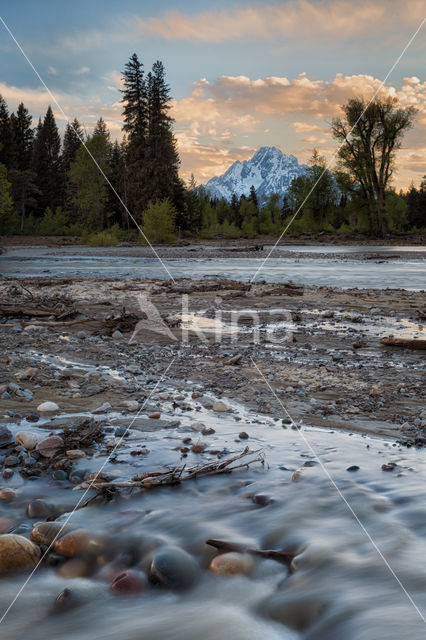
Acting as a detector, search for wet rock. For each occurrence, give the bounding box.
[209,552,255,576]
[76,331,87,340]
[15,431,42,450]
[30,521,72,546]
[37,401,60,413]
[149,412,161,419]
[58,558,89,578]
[66,449,85,459]
[27,499,56,519]
[0,534,41,574]
[52,470,68,480]
[112,330,123,339]
[26,413,40,423]
[149,546,200,590]
[55,529,90,557]
[114,426,128,438]
[36,435,64,458]
[346,465,360,472]
[0,488,16,502]
[10,523,32,536]
[201,427,215,436]
[252,494,273,506]
[382,462,397,472]
[91,402,111,414]
[213,401,229,413]
[52,587,80,614]
[4,455,20,467]
[111,569,147,594]
[238,431,249,440]
[191,442,207,454]
[2,468,14,479]
[266,593,324,631]
[0,425,13,447]
[122,400,139,412]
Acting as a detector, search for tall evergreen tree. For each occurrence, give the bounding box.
[108,139,129,228]
[0,95,13,168]
[121,53,147,217]
[31,106,63,215]
[10,102,33,170]
[62,118,83,173]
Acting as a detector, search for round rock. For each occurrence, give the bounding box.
[37,401,59,413]
[111,569,147,594]
[0,534,41,575]
[149,546,200,590]
[209,552,255,576]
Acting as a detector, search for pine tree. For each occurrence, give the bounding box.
[0,95,13,168]
[145,60,184,215]
[62,118,83,173]
[249,185,258,211]
[0,162,18,234]
[10,102,33,170]
[108,140,129,228]
[32,106,63,215]
[121,53,147,217]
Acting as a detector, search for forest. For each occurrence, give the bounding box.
[0,54,425,243]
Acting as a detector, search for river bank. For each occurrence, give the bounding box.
[0,274,425,639]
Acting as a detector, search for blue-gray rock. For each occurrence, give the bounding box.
[0,426,13,447]
[149,546,200,590]
[27,499,56,518]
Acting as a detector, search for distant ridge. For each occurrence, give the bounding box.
[204,146,308,201]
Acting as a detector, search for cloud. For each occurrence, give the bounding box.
[76,66,90,75]
[138,1,425,42]
[48,66,58,76]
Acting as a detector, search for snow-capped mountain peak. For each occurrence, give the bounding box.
[204,146,307,201]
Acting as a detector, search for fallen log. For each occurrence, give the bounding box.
[74,447,265,493]
[205,539,298,572]
[381,337,426,350]
[5,316,104,327]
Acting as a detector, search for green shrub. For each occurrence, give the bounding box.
[82,223,122,246]
[142,199,177,244]
[36,207,70,235]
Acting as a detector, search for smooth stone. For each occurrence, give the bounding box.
[52,470,68,480]
[0,426,13,447]
[213,401,229,412]
[27,499,56,519]
[16,431,42,450]
[149,412,161,419]
[76,331,87,340]
[52,587,80,614]
[37,401,59,413]
[111,569,146,594]
[58,558,89,578]
[36,435,64,458]
[55,529,90,557]
[0,488,16,502]
[66,449,85,459]
[4,455,20,467]
[0,534,41,574]
[122,400,139,412]
[347,465,360,472]
[238,431,249,440]
[209,552,255,576]
[10,523,32,536]
[30,521,72,546]
[91,402,111,414]
[112,330,123,339]
[149,546,200,590]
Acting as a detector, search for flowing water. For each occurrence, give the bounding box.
[1,246,425,289]
[1,388,426,640]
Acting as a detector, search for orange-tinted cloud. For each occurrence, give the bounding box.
[139,1,425,42]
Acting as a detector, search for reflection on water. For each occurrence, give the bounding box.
[1,393,426,640]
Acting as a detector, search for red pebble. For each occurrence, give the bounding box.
[111,569,146,594]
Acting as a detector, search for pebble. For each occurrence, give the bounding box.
[0,488,16,502]
[36,435,64,458]
[111,569,147,594]
[4,455,20,467]
[213,401,229,412]
[346,465,360,472]
[58,558,89,578]
[76,331,87,340]
[15,431,42,450]
[27,499,56,519]
[37,401,59,413]
[66,449,85,459]
[149,412,161,419]
[149,546,200,590]
[31,521,72,546]
[0,534,41,574]
[55,529,90,557]
[122,400,139,412]
[238,431,249,440]
[0,425,13,447]
[92,402,111,414]
[52,587,80,614]
[112,330,123,339]
[209,552,255,576]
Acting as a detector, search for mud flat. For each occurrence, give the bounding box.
[0,274,425,639]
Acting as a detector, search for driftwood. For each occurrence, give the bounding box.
[381,337,426,350]
[261,286,304,297]
[5,316,104,327]
[74,447,264,493]
[206,539,297,572]
[366,253,400,260]
[0,303,73,318]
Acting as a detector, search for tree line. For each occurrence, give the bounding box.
[0,55,425,241]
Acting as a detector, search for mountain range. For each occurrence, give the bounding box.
[204,146,307,201]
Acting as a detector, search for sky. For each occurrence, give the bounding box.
[0,0,425,189]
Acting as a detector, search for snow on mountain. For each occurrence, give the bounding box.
[204,146,308,201]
